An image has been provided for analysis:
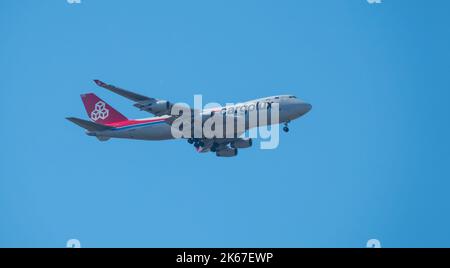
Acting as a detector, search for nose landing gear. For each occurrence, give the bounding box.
[283,122,290,133]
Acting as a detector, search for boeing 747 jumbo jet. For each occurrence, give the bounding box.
[67,80,312,157]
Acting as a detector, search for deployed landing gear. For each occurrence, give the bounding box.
[193,140,204,148]
[283,122,290,133]
[210,143,218,152]
[189,138,204,148]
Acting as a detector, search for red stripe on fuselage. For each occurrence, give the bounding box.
[105,118,166,128]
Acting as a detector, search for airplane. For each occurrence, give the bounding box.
[67,80,312,157]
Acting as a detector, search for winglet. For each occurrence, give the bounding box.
[94,79,107,87]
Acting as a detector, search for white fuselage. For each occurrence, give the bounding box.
[90,95,312,141]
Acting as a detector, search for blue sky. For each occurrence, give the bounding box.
[1,0,449,247]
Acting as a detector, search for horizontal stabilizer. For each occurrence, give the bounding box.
[66,117,113,131]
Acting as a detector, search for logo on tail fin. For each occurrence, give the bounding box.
[90,101,109,121]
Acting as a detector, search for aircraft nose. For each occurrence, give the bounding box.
[303,102,312,114]
[298,101,312,116]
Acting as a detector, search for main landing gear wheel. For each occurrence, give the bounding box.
[193,140,204,148]
[210,143,218,152]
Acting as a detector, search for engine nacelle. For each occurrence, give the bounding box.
[216,148,238,157]
[230,138,252,149]
[146,100,171,115]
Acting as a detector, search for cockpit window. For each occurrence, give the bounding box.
[289,96,296,99]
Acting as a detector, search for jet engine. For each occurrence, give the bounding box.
[230,138,252,149]
[142,100,171,115]
[216,148,238,157]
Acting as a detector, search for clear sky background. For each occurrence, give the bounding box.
[1,0,449,247]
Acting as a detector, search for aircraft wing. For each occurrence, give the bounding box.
[94,80,179,116]
[191,119,250,157]
[194,137,252,157]
[94,80,155,102]
[195,138,234,152]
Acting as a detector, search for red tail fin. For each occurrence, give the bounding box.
[81,93,128,124]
